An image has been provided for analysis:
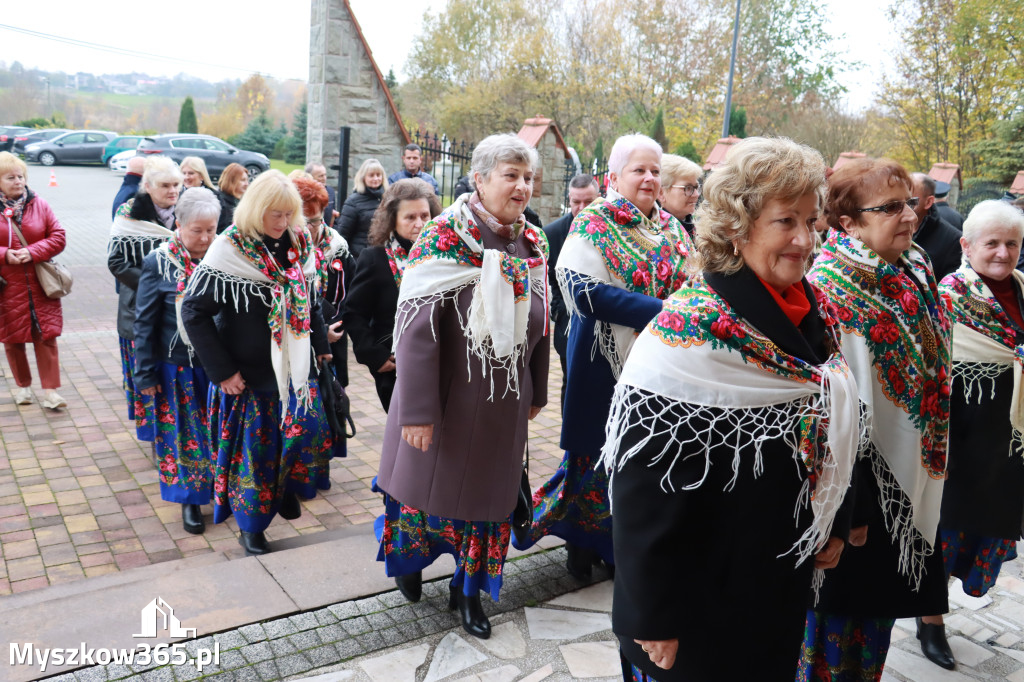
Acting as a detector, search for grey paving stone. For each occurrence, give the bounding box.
[253,661,280,682]
[341,616,371,636]
[313,609,338,626]
[327,602,360,621]
[262,618,299,640]
[365,611,395,631]
[316,623,348,644]
[48,674,77,682]
[268,638,298,658]
[289,612,320,632]
[238,624,268,644]
[277,653,313,677]
[213,630,247,651]
[411,601,441,619]
[354,597,384,615]
[183,637,215,659]
[377,591,409,608]
[222,666,260,682]
[387,604,417,624]
[381,624,420,646]
[239,642,274,664]
[306,643,342,668]
[139,667,175,682]
[170,662,201,682]
[104,664,133,680]
[216,649,247,671]
[334,638,366,660]
[287,630,323,652]
[74,666,109,682]
[355,631,386,652]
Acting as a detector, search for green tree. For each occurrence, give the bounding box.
[177,96,198,133]
[229,110,282,156]
[728,107,747,138]
[673,140,701,163]
[593,137,605,165]
[969,113,1024,184]
[648,108,669,149]
[284,101,308,165]
[13,117,50,128]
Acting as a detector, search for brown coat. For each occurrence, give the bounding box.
[376,225,550,522]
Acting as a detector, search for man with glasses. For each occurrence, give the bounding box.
[910,172,963,279]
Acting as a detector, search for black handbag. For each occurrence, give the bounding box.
[318,360,355,442]
[511,448,533,547]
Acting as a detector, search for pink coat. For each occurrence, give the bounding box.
[0,192,66,342]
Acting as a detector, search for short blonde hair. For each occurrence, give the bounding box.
[696,137,825,275]
[354,158,388,193]
[232,170,303,240]
[141,155,183,193]
[0,151,28,179]
[288,169,313,181]
[661,154,702,188]
[180,156,215,190]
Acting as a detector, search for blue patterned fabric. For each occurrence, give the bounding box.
[942,529,1018,597]
[119,335,155,441]
[798,612,895,681]
[154,362,213,505]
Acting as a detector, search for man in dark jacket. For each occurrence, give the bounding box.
[307,162,338,227]
[543,174,600,410]
[911,173,963,280]
[387,144,440,195]
[933,180,964,230]
[111,156,145,218]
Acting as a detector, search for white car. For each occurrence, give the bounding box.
[109,149,136,174]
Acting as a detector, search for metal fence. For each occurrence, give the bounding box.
[956,180,1008,216]
[408,130,475,206]
[561,158,610,212]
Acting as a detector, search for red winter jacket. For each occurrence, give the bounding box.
[0,191,66,342]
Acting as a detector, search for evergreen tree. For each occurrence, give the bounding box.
[648,108,668,150]
[178,96,198,134]
[284,102,308,165]
[673,140,701,163]
[593,137,605,167]
[728,107,747,138]
[229,110,281,156]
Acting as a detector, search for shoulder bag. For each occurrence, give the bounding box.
[8,220,73,299]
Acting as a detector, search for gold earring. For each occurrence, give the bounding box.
[733,244,739,256]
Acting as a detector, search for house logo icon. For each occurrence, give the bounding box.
[133,597,197,638]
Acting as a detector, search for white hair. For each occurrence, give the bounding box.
[176,187,222,225]
[608,133,662,175]
[963,200,1024,244]
[470,134,539,188]
[140,155,183,192]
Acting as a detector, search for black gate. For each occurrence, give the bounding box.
[956,180,1007,216]
[409,130,475,205]
[562,157,610,210]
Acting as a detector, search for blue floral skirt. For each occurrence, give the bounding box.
[373,479,512,601]
[621,654,659,681]
[797,611,895,682]
[207,382,334,533]
[154,362,213,505]
[513,448,613,564]
[942,529,1018,597]
[119,336,155,442]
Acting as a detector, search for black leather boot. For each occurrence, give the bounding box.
[181,504,205,535]
[395,571,422,603]
[917,617,955,670]
[238,531,271,555]
[448,585,491,639]
[279,491,302,520]
[565,542,593,580]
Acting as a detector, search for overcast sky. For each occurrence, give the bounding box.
[0,0,896,108]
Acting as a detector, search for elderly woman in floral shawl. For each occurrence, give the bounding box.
[801,157,952,681]
[923,200,1024,670]
[374,134,550,640]
[513,133,694,579]
[181,171,335,556]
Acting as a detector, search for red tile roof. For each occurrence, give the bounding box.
[516,117,570,158]
[1011,171,1024,195]
[928,162,962,190]
[703,136,742,170]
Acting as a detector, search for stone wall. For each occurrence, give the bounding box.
[308,0,408,195]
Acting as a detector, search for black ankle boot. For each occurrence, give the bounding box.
[917,617,955,670]
[395,571,422,603]
[566,542,593,580]
[448,585,491,639]
[181,504,205,535]
[238,531,271,555]
[279,491,301,520]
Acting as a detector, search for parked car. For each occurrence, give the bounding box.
[135,134,269,180]
[108,149,136,173]
[0,126,32,152]
[102,135,145,166]
[12,129,69,156]
[24,130,118,166]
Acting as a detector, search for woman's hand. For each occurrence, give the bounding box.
[378,356,396,373]
[316,353,333,364]
[814,537,845,569]
[848,525,868,547]
[5,248,30,264]
[528,405,541,419]
[327,321,343,344]
[402,424,434,452]
[220,372,246,395]
[139,385,161,397]
[634,639,677,670]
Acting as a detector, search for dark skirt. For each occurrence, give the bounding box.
[514,448,613,563]
[622,653,660,682]
[154,362,213,505]
[797,612,895,682]
[119,335,155,442]
[373,480,512,601]
[942,529,1018,597]
[207,382,334,533]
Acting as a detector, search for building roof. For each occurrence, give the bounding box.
[1011,171,1024,196]
[342,0,410,145]
[516,117,570,158]
[703,136,742,171]
[833,151,866,170]
[928,162,962,190]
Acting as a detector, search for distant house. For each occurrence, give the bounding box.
[928,163,963,206]
[703,136,742,172]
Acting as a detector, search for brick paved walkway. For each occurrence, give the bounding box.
[0,165,566,595]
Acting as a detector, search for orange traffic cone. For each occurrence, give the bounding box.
[48,171,58,187]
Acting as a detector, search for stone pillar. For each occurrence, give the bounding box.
[308,0,409,194]
[517,117,571,225]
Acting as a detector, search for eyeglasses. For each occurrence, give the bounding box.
[670,184,701,196]
[856,197,920,216]
[305,218,322,227]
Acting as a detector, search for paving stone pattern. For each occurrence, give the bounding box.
[0,166,567,595]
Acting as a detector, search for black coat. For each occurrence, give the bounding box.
[915,206,963,280]
[180,236,331,392]
[111,174,141,219]
[317,239,356,387]
[543,212,573,358]
[337,188,383,257]
[612,268,851,682]
[343,242,404,410]
[935,201,964,231]
[108,193,172,339]
[132,250,197,390]
[216,192,238,233]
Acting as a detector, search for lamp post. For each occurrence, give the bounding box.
[722,0,742,138]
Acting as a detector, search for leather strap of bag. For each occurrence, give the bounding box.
[8,219,37,260]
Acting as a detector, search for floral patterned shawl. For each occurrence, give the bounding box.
[312,222,349,297]
[186,225,318,419]
[385,234,411,288]
[395,193,549,400]
[154,232,198,358]
[600,278,861,589]
[940,264,1024,456]
[809,229,952,588]
[555,188,694,377]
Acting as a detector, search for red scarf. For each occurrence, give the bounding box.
[757,275,811,328]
